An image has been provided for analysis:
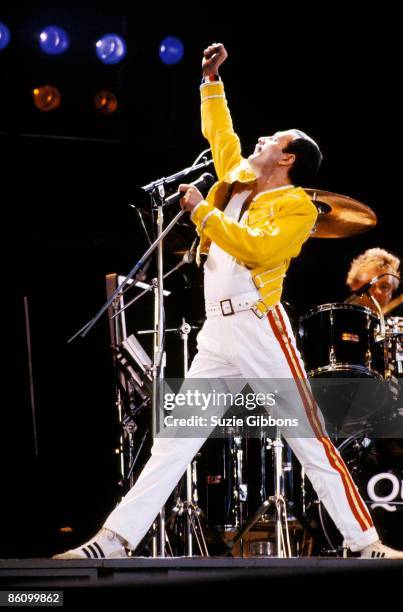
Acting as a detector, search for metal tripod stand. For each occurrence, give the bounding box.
[134,316,210,556]
[226,428,292,558]
[168,318,209,557]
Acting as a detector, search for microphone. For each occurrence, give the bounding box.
[345,272,401,303]
[163,173,215,207]
[354,277,380,297]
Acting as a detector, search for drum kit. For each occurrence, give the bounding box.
[101,184,402,558]
[196,297,403,557]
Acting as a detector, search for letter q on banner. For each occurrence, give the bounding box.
[367,473,402,511]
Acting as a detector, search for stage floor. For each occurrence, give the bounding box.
[1,556,403,589]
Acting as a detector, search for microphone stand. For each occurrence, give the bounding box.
[141,156,212,194]
[152,183,167,557]
[67,155,213,557]
[67,193,184,558]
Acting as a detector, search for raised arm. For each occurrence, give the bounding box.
[201,43,243,180]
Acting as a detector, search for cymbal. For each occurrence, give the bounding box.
[305,189,377,238]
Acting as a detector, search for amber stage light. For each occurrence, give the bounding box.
[93,90,118,115]
[32,85,61,112]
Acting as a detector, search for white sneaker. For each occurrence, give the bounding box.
[359,540,403,559]
[52,528,127,560]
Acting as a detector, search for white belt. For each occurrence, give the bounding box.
[205,291,260,317]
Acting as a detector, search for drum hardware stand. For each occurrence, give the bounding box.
[128,318,209,557]
[225,429,292,558]
[111,327,152,494]
[178,318,210,556]
[369,294,390,377]
[23,296,39,459]
[106,271,155,501]
[124,307,202,556]
[233,434,248,532]
[163,317,210,556]
[108,290,130,494]
[121,416,137,489]
[166,496,210,557]
[124,425,149,489]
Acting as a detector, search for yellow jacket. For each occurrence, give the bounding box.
[191,80,318,317]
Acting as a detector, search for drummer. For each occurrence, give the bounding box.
[346,248,401,313]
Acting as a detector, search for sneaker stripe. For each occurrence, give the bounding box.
[93,542,105,558]
[81,547,92,559]
[87,544,99,558]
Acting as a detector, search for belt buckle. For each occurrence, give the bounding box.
[220,299,234,316]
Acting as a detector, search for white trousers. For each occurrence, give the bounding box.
[105,304,379,552]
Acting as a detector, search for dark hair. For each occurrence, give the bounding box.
[283,132,323,185]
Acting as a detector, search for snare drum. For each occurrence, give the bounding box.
[298,303,384,378]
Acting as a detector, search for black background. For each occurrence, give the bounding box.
[0,3,401,557]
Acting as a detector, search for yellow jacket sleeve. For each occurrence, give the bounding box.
[191,194,317,269]
[200,81,243,180]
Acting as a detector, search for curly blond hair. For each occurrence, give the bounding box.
[346,248,400,290]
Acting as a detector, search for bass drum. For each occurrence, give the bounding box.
[299,432,403,553]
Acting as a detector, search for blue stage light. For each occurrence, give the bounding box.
[0,22,11,50]
[39,25,70,55]
[95,34,127,64]
[159,36,184,65]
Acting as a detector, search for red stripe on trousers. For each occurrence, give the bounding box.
[274,305,373,528]
[267,307,372,531]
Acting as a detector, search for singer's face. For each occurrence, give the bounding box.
[350,265,395,309]
[248,130,296,176]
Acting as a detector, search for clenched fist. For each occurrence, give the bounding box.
[178,184,205,212]
[202,43,228,77]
